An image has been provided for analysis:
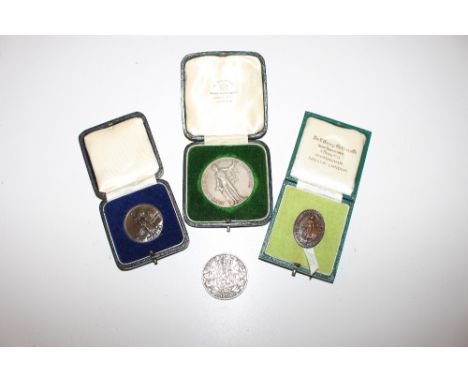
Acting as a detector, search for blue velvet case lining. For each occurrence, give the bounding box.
[103,183,184,265]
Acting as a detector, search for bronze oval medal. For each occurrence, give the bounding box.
[293,209,325,248]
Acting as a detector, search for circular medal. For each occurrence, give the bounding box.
[202,254,248,300]
[124,203,163,243]
[201,157,254,208]
[293,209,325,248]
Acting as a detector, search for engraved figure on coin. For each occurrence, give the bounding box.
[134,209,159,241]
[212,160,244,206]
[303,215,320,242]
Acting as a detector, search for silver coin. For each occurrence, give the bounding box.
[293,209,325,248]
[202,254,248,300]
[201,157,254,208]
[124,203,163,243]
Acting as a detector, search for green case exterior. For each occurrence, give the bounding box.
[180,50,272,229]
[259,111,371,283]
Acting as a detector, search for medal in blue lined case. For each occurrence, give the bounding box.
[79,112,189,270]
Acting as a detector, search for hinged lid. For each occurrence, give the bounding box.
[181,51,268,142]
[79,112,163,201]
[287,112,371,201]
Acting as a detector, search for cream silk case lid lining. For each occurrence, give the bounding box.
[184,54,264,140]
[84,117,160,200]
[290,117,366,198]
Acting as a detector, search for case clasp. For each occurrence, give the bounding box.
[149,250,162,265]
[292,263,302,277]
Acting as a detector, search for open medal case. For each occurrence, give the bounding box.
[79,112,189,270]
[259,111,371,282]
[181,51,272,229]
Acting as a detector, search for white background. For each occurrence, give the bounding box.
[0,36,467,346]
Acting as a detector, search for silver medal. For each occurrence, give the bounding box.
[202,254,248,300]
[201,157,254,208]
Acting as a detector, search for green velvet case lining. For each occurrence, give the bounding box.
[265,185,349,276]
[185,143,269,223]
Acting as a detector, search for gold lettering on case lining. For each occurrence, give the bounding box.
[308,135,358,174]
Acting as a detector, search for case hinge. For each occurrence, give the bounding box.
[204,134,248,146]
[296,180,343,202]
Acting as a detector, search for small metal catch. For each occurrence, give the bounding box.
[292,263,301,277]
[149,250,160,265]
